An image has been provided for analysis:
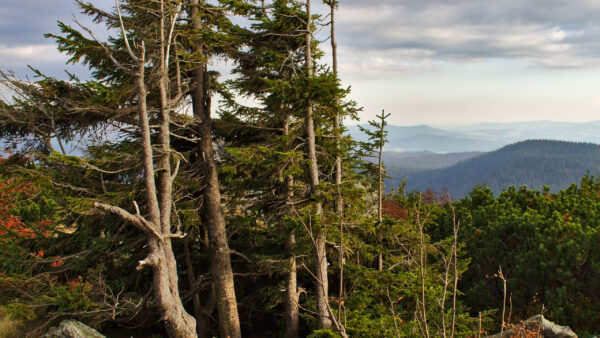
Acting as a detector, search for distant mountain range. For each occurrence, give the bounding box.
[383,151,481,171]
[386,140,600,197]
[348,120,600,153]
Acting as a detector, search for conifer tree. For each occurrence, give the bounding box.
[226,1,310,335]
[300,0,330,330]
[185,1,242,336]
[359,110,390,271]
[54,1,198,336]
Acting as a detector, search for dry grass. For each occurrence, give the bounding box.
[0,308,20,338]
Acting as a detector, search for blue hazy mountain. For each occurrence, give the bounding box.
[388,140,600,197]
[347,124,495,153]
[383,151,481,170]
[349,120,600,153]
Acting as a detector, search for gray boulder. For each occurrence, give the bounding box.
[488,315,577,338]
[43,320,105,338]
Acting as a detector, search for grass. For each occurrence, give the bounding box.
[0,308,20,338]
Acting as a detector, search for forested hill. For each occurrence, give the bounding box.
[397,140,600,197]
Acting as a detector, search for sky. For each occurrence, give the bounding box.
[2,0,600,125]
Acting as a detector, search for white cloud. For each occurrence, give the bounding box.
[337,46,437,79]
[332,0,600,71]
[0,44,64,62]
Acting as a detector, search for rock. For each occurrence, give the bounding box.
[488,315,577,338]
[43,320,106,338]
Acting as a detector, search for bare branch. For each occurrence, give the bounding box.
[94,201,163,240]
[165,3,182,69]
[137,253,160,271]
[115,0,140,62]
[170,158,181,183]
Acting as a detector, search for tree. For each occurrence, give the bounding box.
[1,0,199,335]
[84,1,197,336]
[359,110,391,271]
[186,1,242,336]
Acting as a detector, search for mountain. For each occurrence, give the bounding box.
[349,120,600,153]
[384,151,481,170]
[347,124,494,152]
[389,140,600,197]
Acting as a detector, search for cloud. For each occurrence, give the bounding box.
[0,1,111,79]
[0,44,64,62]
[0,0,79,45]
[336,46,437,79]
[333,0,600,72]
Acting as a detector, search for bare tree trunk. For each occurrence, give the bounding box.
[285,232,300,338]
[305,0,331,330]
[283,114,300,338]
[416,198,430,338]
[450,207,460,338]
[329,1,345,322]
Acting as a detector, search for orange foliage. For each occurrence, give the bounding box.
[51,259,64,268]
[0,178,52,239]
[421,187,452,205]
[0,175,61,267]
[382,199,408,221]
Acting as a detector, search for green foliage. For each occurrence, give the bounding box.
[434,176,600,333]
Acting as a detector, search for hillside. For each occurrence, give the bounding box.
[390,140,600,197]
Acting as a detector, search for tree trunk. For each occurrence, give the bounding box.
[189,3,241,336]
[330,1,342,219]
[137,45,196,338]
[285,232,300,338]
[378,112,384,272]
[150,239,198,338]
[184,240,211,338]
[283,114,300,338]
[305,0,331,330]
[191,66,241,338]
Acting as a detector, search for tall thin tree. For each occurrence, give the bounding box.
[304,0,332,330]
[188,1,242,337]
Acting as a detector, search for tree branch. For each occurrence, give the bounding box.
[94,201,162,240]
[115,0,140,62]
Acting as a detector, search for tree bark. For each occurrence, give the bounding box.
[189,2,241,337]
[125,38,197,338]
[184,239,211,338]
[285,232,300,338]
[283,114,300,338]
[305,0,331,330]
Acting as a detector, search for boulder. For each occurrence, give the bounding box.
[488,315,577,338]
[43,320,105,338]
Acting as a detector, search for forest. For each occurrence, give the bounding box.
[0,0,597,337]
[387,140,600,197]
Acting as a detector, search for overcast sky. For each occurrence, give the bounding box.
[2,0,600,125]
